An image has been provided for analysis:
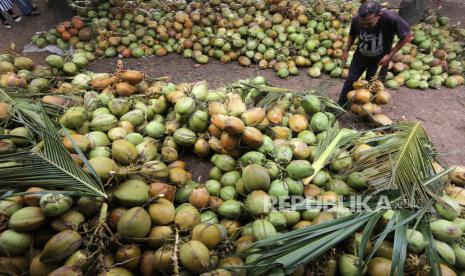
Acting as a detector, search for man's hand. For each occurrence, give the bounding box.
[378,54,392,67]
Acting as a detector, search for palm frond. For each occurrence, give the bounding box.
[348,123,445,208]
[303,124,361,184]
[244,212,378,275]
[0,107,106,199]
[0,88,64,130]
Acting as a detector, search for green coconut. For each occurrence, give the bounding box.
[286,160,314,179]
[112,139,138,165]
[452,244,465,269]
[149,199,175,226]
[136,139,158,162]
[218,200,242,219]
[435,195,462,220]
[211,154,236,172]
[302,95,321,114]
[221,171,241,187]
[188,110,209,133]
[434,239,456,266]
[246,190,272,216]
[107,127,127,141]
[88,147,111,159]
[325,179,350,196]
[9,127,33,146]
[367,257,391,276]
[242,164,271,192]
[200,211,219,225]
[90,114,118,132]
[175,97,196,116]
[430,219,463,243]
[0,230,32,255]
[205,180,221,195]
[339,254,359,276]
[0,196,23,216]
[406,229,426,254]
[173,128,197,147]
[86,131,110,148]
[174,204,200,231]
[453,218,465,232]
[117,207,151,239]
[14,56,34,70]
[114,179,149,207]
[179,240,211,273]
[258,136,275,155]
[219,186,237,201]
[331,151,353,172]
[45,55,64,68]
[268,179,290,200]
[87,156,117,180]
[125,132,144,145]
[266,211,287,230]
[312,170,329,187]
[275,146,293,165]
[252,219,277,241]
[239,151,266,167]
[145,121,165,138]
[40,193,73,217]
[9,206,45,231]
[265,161,280,180]
[283,210,301,226]
[310,112,329,133]
[284,177,304,196]
[120,109,145,127]
[346,172,367,190]
[40,230,82,263]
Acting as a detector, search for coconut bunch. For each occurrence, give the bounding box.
[384,19,465,90]
[347,78,393,126]
[45,52,95,77]
[0,52,83,117]
[0,53,54,92]
[32,16,92,52]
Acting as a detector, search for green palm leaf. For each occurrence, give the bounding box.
[0,107,106,199]
[304,123,361,184]
[244,123,453,274]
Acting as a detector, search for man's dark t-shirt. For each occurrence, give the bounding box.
[349,9,411,57]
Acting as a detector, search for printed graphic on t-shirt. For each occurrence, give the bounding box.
[359,30,384,57]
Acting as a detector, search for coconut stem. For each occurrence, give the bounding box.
[98,202,108,225]
[173,226,180,276]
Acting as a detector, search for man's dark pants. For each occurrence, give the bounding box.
[338,51,389,107]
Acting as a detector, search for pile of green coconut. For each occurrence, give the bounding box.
[26,0,465,89]
[1,50,465,275]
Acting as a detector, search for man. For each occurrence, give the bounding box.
[338,0,413,107]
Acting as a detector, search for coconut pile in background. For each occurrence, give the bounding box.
[25,0,464,90]
[1,49,465,275]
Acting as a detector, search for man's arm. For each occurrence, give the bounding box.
[378,31,413,66]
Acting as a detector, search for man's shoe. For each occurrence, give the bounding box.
[2,22,11,28]
[13,15,22,22]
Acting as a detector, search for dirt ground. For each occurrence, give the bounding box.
[1,0,464,170]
